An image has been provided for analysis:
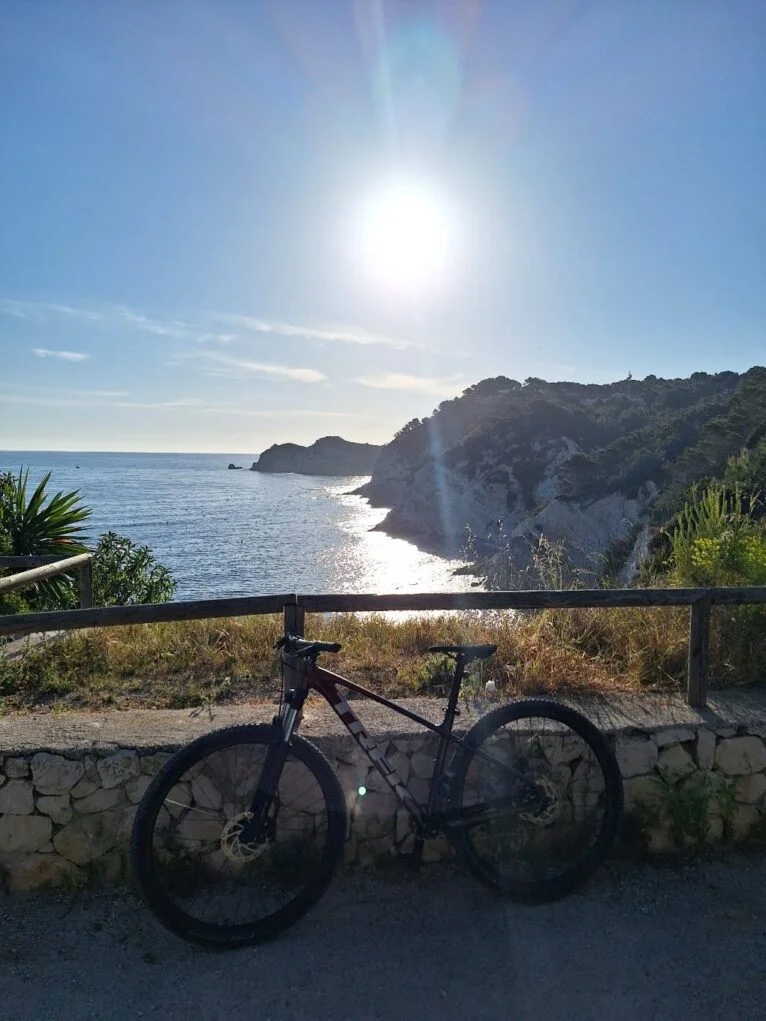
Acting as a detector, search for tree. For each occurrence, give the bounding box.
[92,532,175,606]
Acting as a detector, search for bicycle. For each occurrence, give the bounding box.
[131,634,624,948]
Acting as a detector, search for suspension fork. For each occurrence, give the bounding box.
[241,663,309,841]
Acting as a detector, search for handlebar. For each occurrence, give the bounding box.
[276,634,342,657]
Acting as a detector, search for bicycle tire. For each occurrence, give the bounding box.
[447,699,623,903]
[131,724,347,948]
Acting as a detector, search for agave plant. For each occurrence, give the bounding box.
[0,468,92,608]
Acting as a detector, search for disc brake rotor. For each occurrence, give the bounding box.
[518,777,561,826]
[220,812,268,863]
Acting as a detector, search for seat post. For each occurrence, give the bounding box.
[442,654,465,734]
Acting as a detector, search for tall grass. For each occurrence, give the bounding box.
[0,605,694,713]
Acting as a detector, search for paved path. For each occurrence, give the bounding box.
[3,856,766,1021]
[3,688,766,754]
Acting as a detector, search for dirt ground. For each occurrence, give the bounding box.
[2,855,765,1021]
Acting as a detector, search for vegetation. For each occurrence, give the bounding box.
[1,467,175,614]
[0,606,690,713]
[2,397,765,714]
[360,366,766,559]
[91,532,175,606]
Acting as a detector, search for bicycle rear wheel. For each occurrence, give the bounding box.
[448,700,623,902]
[131,724,347,947]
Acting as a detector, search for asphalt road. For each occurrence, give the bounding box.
[2,857,765,1021]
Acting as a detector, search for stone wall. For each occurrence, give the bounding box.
[2,704,766,892]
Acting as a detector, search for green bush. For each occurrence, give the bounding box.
[1,468,175,612]
[669,483,766,587]
[92,532,175,606]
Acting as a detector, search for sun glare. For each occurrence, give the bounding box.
[353,179,453,295]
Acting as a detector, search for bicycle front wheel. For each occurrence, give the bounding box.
[448,700,623,902]
[131,724,347,948]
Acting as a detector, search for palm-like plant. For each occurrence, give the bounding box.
[1,469,91,555]
[0,468,92,608]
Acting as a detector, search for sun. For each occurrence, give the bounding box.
[353,179,454,295]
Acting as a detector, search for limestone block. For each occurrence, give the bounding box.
[70,766,101,800]
[352,790,397,839]
[696,729,716,771]
[140,752,173,775]
[5,756,30,779]
[31,753,84,796]
[73,787,125,815]
[36,794,73,825]
[616,737,658,778]
[97,750,140,789]
[655,727,695,748]
[715,737,766,776]
[410,752,435,780]
[53,811,120,865]
[624,775,663,813]
[0,814,52,854]
[0,780,34,815]
[190,774,223,811]
[657,744,696,782]
[125,774,152,804]
[736,774,766,805]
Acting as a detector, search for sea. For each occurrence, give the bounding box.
[0,451,475,602]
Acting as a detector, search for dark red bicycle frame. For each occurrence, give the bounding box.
[279,653,534,836]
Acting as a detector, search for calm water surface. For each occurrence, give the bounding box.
[1,452,475,601]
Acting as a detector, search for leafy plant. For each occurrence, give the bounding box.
[668,482,766,587]
[0,468,91,608]
[655,772,712,848]
[92,532,175,606]
[0,469,91,556]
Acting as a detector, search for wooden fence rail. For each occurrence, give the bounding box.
[0,554,94,609]
[1,584,765,708]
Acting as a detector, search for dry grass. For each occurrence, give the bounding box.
[0,604,719,713]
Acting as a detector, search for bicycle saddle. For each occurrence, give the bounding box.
[426,644,497,661]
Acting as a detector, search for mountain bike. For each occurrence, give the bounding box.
[131,634,624,948]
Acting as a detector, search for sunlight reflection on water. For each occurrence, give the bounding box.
[1,453,482,603]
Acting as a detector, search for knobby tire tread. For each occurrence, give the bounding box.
[448,698,624,903]
[130,724,347,948]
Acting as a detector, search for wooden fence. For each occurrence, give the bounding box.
[0,553,93,609]
[1,578,765,708]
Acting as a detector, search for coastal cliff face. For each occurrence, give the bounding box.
[251,436,381,476]
[356,368,766,574]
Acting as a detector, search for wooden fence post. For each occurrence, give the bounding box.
[687,597,711,708]
[78,559,93,609]
[283,599,304,638]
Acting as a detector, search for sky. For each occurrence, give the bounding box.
[1,0,764,452]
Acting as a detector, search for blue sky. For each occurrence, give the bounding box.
[1,0,764,452]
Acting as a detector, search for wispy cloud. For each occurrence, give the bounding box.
[1,382,128,398]
[1,391,365,420]
[33,348,90,362]
[197,332,237,344]
[0,298,190,338]
[354,372,463,396]
[185,351,327,383]
[113,306,190,338]
[218,315,411,350]
[0,299,103,323]
[1,297,410,355]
